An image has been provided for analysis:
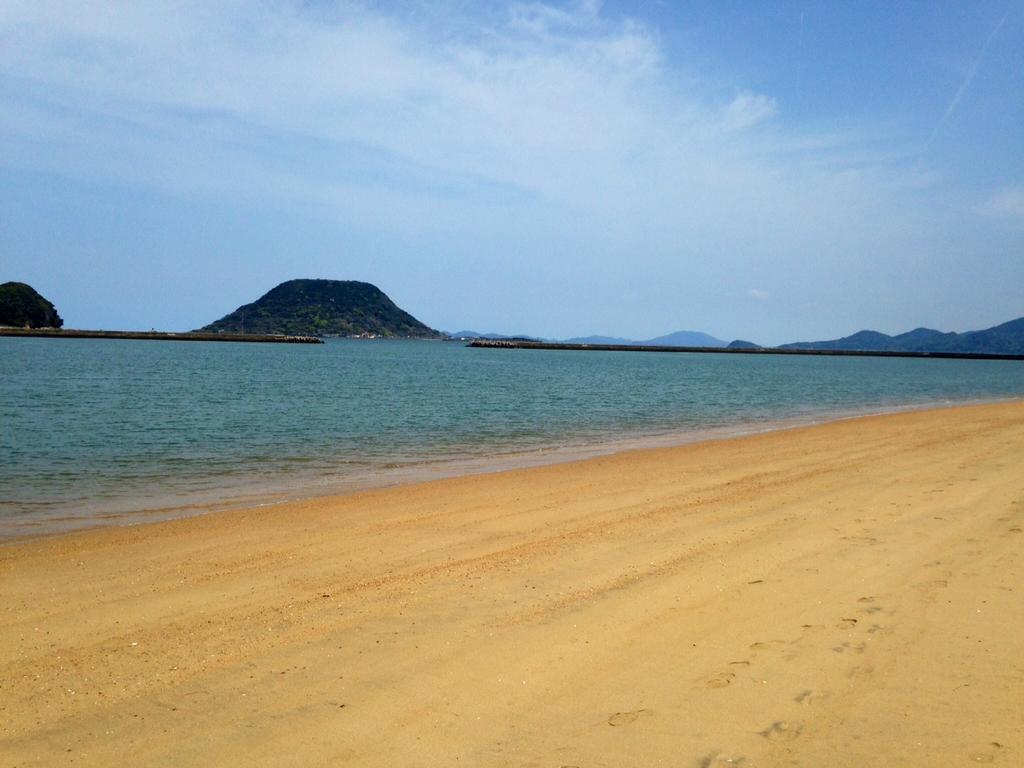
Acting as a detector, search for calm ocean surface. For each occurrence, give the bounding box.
[3,337,1024,536]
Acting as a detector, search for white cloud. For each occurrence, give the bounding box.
[0,1,673,208]
[746,288,769,301]
[979,186,1024,224]
[3,1,997,342]
[720,92,778,132]
[508,0,602,35]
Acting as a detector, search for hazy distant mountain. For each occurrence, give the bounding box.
[0,282,63,329]
[642,330,727,347]
[200,279,443,338]
[886,327,959,350]
[448,330,544,341]
[457,330,729,347]
[781,317,1024,355]
[562,334,634,345]
[949,318,1024,354]
[560,330,727,347]
[455,315,1024,355]
[782,329,895,351]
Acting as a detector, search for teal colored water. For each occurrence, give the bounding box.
[3,337,1023,536]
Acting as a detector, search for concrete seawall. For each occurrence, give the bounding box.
[468,338,1024,361]
[0,328,323,344]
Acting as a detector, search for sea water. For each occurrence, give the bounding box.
[3,337,1023,536]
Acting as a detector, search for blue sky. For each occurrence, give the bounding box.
[1,1,1021,343]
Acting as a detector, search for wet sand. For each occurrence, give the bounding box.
[2,401,1022,766]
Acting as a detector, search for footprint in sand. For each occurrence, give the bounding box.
[836,618,858,629]
[696,751,747,767]
[968,742,1005,763]
[840,534,880,546]
[748,639,785,651]
[793,689,829,705]
[705,672,735,688]
[831,641,866,655]
[846,664,874,682]
[758,720,803,741]
[914,579,950,602]
[607,709,652,726]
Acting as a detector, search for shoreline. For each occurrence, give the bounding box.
[2,400,1022,765]
[1,400,1022,765]
[5,395,1021,542]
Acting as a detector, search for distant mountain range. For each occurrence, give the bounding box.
[449,329,728,347]
[11,273,1019,355]
[781,317,1024,355]
[448,330,544,342]
[563,330,727,347]
[456,316,1024,356]
[201,279,443,338]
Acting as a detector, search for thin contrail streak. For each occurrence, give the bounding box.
[926,10,1009,147]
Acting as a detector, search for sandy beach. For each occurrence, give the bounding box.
[2,401,1022,767]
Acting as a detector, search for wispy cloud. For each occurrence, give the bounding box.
[2,1,1001,341]
[926,11,1009,146]
[979,186,1024,225]
[720,92,778,132]
[0,2,669,209]
[0,0,900,218]
[508,0,603,35]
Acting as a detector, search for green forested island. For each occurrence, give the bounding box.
[0,282,63,328]
[200,279,443,338]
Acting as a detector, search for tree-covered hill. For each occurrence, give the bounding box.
[0,282,63,328]
[200,279,443,338]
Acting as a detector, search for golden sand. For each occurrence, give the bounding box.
[2,401,1022,766]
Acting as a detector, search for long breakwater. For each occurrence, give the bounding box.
[468,339,1024,361]
[0,328,323,343]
